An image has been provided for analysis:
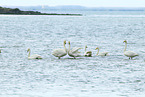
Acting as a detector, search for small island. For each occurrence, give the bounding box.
[0,6,82,16]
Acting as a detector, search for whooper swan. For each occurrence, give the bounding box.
[123,40,138,59]
[68,41,82,59]
[95,47,108,56]
[84,45,92,57]
[52,40,67,59]
[27,48,42,59]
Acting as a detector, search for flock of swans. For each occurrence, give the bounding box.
[52,40,138,59]
[0,40,138,60]
[14,40,138,60]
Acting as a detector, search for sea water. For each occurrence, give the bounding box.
[0,11,145,97]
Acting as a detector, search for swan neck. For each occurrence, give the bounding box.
[68,43,70,53]
[124,42,127,52]
[28,50,30,57]
[85,47,86,52]
[64,43,67,53]
[96,48,99,55]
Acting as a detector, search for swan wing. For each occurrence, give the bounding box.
[52,49,67,57]
[73,53,81,57]
[68,47,82,57]
[29,54,42,59]
[71,47,82,53]
[99,52,108,56]
[124,51,138,57]
[70,51,82,57]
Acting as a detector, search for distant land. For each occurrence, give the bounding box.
[2,5,145,11]
[0,6,82,16]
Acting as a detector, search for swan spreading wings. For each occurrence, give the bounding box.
[52,40,67,59]
[27,48,42,59]
[95,47,108,56]
[68,41,82,59]
[84,45,92,57]
[123,40,138,59]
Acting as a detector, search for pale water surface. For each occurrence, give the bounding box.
[0,11,145,97]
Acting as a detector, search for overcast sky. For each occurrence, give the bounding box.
[1,0,145,7]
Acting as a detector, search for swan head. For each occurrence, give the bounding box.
[85,45,88,48]
[27,48,30,52]
[64,40,66,45]
[123,40,127,43]
[68,41,70,45]
[95,47,99,50]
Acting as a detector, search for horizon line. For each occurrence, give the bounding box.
[1,5,145,8]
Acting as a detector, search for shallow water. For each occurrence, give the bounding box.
[0,12,145,97]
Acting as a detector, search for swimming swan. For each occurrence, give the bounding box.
[95,47,108,56]
[84,45,92,57]
[52,40,67,59]
[68,41,82,59]
[123,40,138,59]
[27,48,42,59]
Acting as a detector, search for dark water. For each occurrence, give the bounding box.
[0,11,145,97]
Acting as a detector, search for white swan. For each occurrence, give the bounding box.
[123,40,138,59]
[52,40,67,59]
[68,41,82,59]
[27,48,42,59]
[95,47,108,56]
[84,45,92,57]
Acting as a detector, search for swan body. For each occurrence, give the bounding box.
[123,40,138,59]
[95,47,108,56]
[52,40,67,59]
[84,45,92,57]
[68,41,82,59]
[27,48,42,59]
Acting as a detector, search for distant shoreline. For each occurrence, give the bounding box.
[2,5,145,11]
[0,13,82,16]
[0,6,82,16]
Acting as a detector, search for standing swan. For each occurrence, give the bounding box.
[27,48,42,59]
[52,40,67,59]
[123,40,138,59]
[95,47,108,56]
[68,41,82,59]
[84,45,92,57]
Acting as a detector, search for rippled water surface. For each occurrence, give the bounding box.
[0,12,145,97]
